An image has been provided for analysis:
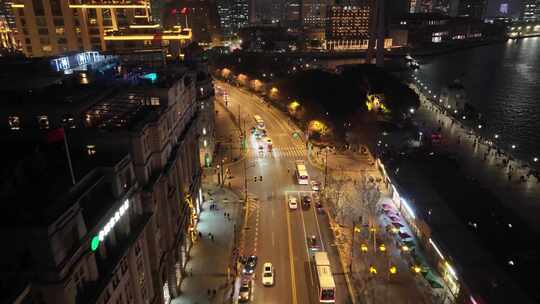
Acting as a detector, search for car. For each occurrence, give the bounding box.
[315,201,323,213]
[302,195,311,209]
[307,235,321,251]
[311,181,320,191]
[288,197,298,210]
[238,279,251,302]
[242,255,258,275]
[262,262,274,286]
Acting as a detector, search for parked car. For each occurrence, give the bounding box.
[311,180,320,191]
[262,262,275,286]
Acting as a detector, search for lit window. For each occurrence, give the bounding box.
[202,127,207,135]
[37,115,49,129]
[150,97,160,105]
[42,45,53,52]
[55,27,65,35]
[203,140,207,147]
[86,145,97,155]
[8,116,21,130]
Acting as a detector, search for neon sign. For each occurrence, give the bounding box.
[90,199,130,251]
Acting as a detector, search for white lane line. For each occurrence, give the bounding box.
[272,232,275,247]
[297,191,315,287]
[312,192,326,252]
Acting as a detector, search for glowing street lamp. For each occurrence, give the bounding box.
[389,266,397,275]
[534,157,539,163]
[494,134,499,139]
[409,108,415,114]
[401,245,410,252]
[379,244,386,252]
[369,265,378,274]
[511,144,517,150]
[361,243,369,252]
[478,124,482,129]
[412,265,422,274]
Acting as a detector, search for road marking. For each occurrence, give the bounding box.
[272,232,275,247]
[312,196,326,252]
[299,195,315,287]
[286,202,298,304]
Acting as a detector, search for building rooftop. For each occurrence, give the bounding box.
[0,128,130,227]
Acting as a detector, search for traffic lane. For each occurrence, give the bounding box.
[287,191,314,304]
[220,83,291,136]
[316,211,352,304]
[251,161,293,304]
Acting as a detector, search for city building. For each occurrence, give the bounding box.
[0,52,207,304]
[216,0,233,37]
[301,0,334,28]
[0,11,18,50]
[389,13,483,47]
[173,0,221,44]
[325,4,392,51]
[507,20,540,37]
[216,0,248,36]
[9,0,192,57]
[449,0,487,18]
[522,0,540,21]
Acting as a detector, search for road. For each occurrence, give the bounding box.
[217,82,352,304]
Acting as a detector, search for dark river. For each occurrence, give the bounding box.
[412,38,540,161]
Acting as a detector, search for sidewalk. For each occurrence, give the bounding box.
[411,82,540,234]
[172,184,241,304]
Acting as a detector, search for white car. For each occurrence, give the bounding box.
[311,181,320,191]
[288,197,298,210]
[262,262,274,286]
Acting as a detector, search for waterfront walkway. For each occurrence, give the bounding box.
[412,83,540,234]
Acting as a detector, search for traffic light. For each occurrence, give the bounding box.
[253,177,257,182]
[259,176,262,181]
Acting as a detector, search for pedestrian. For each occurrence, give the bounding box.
[224,212,226,217]
[211,234,215,241]
[198,231,202,238]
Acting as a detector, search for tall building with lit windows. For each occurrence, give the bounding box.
[325,3,390,50]
[522,0,540,21]
[9,0,192,57]
[301,0,334,28]
[0,57,205,304]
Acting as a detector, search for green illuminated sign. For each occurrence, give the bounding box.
[91,236,100,251]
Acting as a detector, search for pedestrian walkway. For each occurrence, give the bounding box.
[172,184,240,304]
[411,83,540,234]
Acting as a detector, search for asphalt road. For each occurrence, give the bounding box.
[217,82,351,304]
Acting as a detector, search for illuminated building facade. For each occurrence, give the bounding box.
[301,0,334,28]
[0,12,18,50]
[522,0,540,21]
[0,58,205,304]
[9,0,192,57]
[325,4,392,50]
[174,0,221,44]
[456,0,487,18]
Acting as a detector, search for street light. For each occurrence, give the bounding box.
[511,144,517,150]
[401,245,410,252]
[389,266,397,274]
[360,243,369,252]
[412,265,422,274]
[478,124,482,129]
[409,108,415,114]
[494,134,499,139]
[534,157,539,162]
[379,244,386,252]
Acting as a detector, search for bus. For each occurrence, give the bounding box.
[253,115,265,130]
[313,252,336,303]
[295,160,309,185]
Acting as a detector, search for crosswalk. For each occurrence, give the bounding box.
[250,146,307,159]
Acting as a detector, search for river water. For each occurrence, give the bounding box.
[412,38,540,161]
